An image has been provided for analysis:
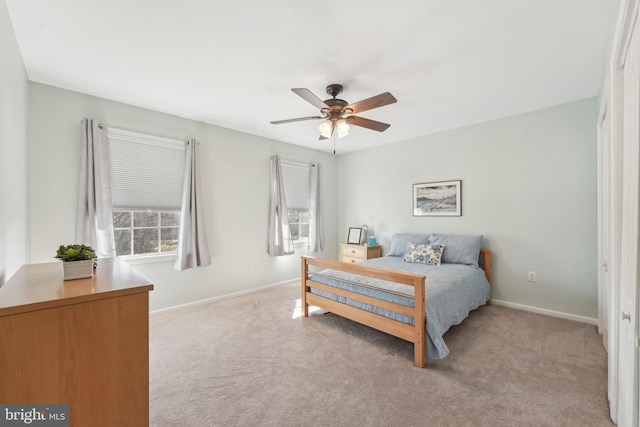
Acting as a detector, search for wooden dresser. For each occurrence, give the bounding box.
[0,258,153,427]
[340,243,382,263]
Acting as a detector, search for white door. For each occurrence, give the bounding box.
[617,12,640,426]
[598,106,611,352]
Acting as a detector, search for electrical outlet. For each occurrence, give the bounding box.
[528,271,536,282]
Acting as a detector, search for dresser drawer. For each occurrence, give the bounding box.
[339,244,381,263]
[341,244,366,259]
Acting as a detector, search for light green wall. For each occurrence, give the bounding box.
[27,83,338,310]
[338,99,598,318]
[25,84,599,317]
[0,0,29,285]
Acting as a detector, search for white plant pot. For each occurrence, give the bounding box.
[62,259,95,280]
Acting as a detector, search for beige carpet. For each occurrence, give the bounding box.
[149,282,612,427]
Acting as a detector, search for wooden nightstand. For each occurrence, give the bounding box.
[340,243,381,263]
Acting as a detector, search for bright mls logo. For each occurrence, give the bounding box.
[0,405,69,427]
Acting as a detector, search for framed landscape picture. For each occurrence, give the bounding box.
[412,180,461,216]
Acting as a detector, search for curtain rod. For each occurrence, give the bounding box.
[277,157,318,167]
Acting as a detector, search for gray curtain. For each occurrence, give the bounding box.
[174,139,212,271]
[268,155,294,256]
[308,163,323,253]
[75,118,116,258]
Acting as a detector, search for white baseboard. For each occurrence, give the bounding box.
[150,281,598,327]
[491,299,598,325]
[149,278,298,316]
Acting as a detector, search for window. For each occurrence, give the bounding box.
[113,210,180,256]
[106,128,186,257]
[281,160,311,245]
[288,209,309,243]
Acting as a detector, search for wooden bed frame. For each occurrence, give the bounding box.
[301,250,492,368]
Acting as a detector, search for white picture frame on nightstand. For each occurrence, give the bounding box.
[347,227,362,244]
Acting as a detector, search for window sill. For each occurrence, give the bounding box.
[293,242,315,254]
[119,253,177,265]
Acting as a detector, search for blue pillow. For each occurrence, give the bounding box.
[387,233,431,257]
[428,234,483,266]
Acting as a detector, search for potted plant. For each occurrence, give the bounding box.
[55,244,97,280]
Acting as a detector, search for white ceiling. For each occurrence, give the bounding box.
[6,0,615,154]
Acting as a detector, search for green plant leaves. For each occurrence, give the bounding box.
[55,244,96,262]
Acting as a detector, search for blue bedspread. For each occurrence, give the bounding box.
[308,256,491,359]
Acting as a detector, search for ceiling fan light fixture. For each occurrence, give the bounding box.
[319,120,333,138]
[272,84,397,142]
[336,119,350,138]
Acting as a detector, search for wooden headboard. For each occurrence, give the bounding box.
[479,249,492,304]
[479,249,492,284]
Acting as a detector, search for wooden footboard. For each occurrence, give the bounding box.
[301,256,427,367]
[301,250,492,368]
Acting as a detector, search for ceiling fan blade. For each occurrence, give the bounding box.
[292,88,330,110]
[270,116,323,125]
[346,92,397,114]
[348,116,391,132]
[319,135,329,140]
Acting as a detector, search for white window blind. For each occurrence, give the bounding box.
[107,129,186,210]
[281,161,311,210]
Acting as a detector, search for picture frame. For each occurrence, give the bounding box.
[347,227,363,244]
[413,180,461,216]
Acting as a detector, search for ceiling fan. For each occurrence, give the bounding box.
[270,84,397,140]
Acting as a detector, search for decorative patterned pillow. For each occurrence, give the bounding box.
[403,243,445,265]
